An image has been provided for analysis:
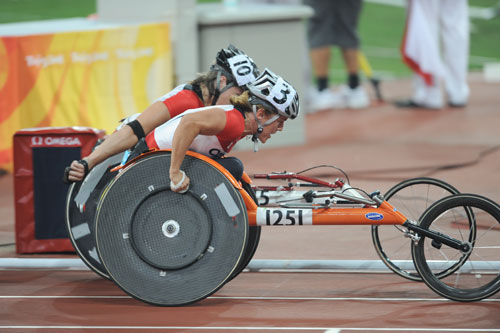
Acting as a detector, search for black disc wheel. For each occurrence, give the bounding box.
[95,151,249,306]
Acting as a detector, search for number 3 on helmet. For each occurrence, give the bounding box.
[246,68,300,120]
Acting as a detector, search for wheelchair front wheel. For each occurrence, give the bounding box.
[371,177,460,281]
[413,194,500,301]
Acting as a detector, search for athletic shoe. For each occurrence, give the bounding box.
[308,88,345,112]
[340,85,370,109]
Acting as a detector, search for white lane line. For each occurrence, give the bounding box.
[211,296,500,302]
[0,296,129,299]
[0,326,499,331]
[1,295,499,302]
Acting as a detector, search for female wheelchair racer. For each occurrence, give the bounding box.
[64,67,300,283]
[64,44,260,184]
[87,69,301,306]
[150,68,300,193]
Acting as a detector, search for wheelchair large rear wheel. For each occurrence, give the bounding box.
[227,180,261,281]
[95,151,249,306]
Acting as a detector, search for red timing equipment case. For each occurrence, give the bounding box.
[13,127,105,253]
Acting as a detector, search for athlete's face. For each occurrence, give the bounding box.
[258,113,287,144]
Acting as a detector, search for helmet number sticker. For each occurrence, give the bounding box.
[268,77,296,112]
[256,207,312,226]
[228,54,256,86]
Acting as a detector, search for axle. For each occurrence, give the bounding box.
[403,221,471,253]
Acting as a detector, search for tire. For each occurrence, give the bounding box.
[65,142,122,280]
[413,194,500,301]
[371,177,460,281]
[66,181,110,279]
[228,180,262,281]
[95,151,249,306]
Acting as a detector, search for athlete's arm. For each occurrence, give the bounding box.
[136,101,173,135]
[66,101,172,182]
[169,108,227,192]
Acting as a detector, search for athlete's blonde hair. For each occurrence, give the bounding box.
[230,91,274,117]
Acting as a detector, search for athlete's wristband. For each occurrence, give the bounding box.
[126,119,145,140]
[78,159,89,176]
[62,159,89,184]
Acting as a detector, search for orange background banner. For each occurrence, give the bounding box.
[0,22,173,172]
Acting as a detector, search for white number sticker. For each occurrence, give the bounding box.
[268,77,296,111]
[256,208,312,226]
[227,54,256,86]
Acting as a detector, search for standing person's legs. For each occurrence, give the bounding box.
[440,0,470,106]
[398,0,443,109]
[411,74,443,109]
[305,0,346,111]
[336,0,369,108]
[310,46,331,91]
[340,48,369,108]
[305,0,333,91]
[309,0,363,90]
[336,0,362,82]
[342,49,359,80]
[412,0,442,108]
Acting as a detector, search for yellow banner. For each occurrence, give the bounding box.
[0,22,173,172]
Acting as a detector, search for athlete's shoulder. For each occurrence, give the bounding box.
[154,84,186,102]
[222,108,245,133]
[160,86,204,118]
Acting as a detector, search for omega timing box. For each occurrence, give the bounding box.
[13,127,105,253]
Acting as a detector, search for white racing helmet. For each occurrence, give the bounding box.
[245,68,300,151]
[210,45,260,105]
[246,68,300,120]
[214,45,260,86]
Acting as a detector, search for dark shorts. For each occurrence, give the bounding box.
[304,0,362,49]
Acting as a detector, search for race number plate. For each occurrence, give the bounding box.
[256,207,312,226]
[227,54,257,86]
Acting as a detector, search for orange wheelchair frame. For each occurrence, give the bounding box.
[118,150,467,251]
[163,150,469,254]
[178,151,405,226]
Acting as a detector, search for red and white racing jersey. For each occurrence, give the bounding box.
[117,85,204,131]
[155,84,204,118]
[146,105,245,158]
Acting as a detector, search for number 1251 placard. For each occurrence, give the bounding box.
[256,208,312,226]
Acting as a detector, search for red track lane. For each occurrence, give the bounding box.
[2,74,500,332]
[1,270,500,331]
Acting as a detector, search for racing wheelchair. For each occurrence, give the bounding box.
[66,149,500,306]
